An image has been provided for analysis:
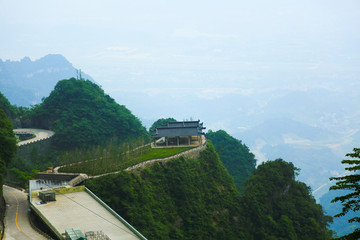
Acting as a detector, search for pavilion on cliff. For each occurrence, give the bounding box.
[150,120,206,147]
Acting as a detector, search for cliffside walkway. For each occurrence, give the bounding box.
[54,136,207,179]
[14,128,55,146]
[124,139,207,172]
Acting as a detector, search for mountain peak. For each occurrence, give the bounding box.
[37,54,73,68]
[20,56,31,62]
[0,54,94,106]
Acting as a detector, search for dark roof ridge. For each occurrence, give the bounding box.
[156,126,204,130]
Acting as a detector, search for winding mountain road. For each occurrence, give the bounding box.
[3,185,47,240]
[14,128,54,146]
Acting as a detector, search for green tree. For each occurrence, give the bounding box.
[0,110,17,193]
[0,91,17,119]
[206,129,256,191]
[149,118,177,132]
[0,110,17,166]
[329,148,360,240]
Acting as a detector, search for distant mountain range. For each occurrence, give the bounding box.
[0,54,94,106]
[2,54,359,202]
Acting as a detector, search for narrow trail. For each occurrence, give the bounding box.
[14,128,55,146]
[92,141,207,179]
[54,137,207,179]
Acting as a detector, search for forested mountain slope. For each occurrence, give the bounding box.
[86,144,333,240]
[0,91,16,119]
[0,109,17,197]
[86,144,246,239]
[243,159,333,239]
[206,129,256,190]
[22,78,149,149]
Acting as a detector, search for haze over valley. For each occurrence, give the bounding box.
[1,0,360,238]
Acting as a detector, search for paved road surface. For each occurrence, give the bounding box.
[14,128,55,146]
[3,185,47,240]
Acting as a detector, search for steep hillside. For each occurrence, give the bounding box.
[0,91,16,119]
[86,144,245,240]
[0,110,17,194]
[86,144,333,240]
[206,129,256,191]
[0,54,94,106]
[22,78,149,149]
[243,159,333,239]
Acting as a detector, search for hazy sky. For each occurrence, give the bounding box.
[2,1,359,189]
[1,0,360,126]
[1,0,359,90]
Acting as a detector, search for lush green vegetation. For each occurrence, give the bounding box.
[86,144,333,240]
[0,91,31,122]
[206,129,256,191]
[242,159,333,239]
[149,117,176,132]
[6,147,57,188]
[22,78,149,149]
[1,87,336,239]
[329,148,360,240]
[0,92,16,119]
[86,143,245,239]
[136,146,194,162]
[60,139,194,175]
[0,109,17,193]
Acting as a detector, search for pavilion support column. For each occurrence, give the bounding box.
[166,137,168,146]
[177,137,179,146]
[188,136,190,145]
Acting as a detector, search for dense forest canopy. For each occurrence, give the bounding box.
[86,144,333,240]
[206,129,256,190]
[0,81,337,239]
[0,110,17,195]
[243,159,333,239]
[23,78,149,149]
[86,143,245,239]
[0,91,16,119]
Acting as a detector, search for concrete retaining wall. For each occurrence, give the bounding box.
[15,128,55,160]
[125,142,207,171]
[35,173,79,182]
[16,137,53,160]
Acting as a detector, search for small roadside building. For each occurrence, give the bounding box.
[39,190,56,202]
[150,120,206,147]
